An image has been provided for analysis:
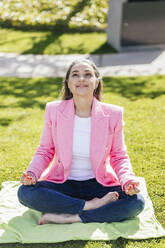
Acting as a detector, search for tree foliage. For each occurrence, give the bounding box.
[0,0,108,30]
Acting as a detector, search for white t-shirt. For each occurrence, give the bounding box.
[68,115,95,181]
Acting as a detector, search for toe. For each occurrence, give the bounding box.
[39,220,43,225]
[114,192,119,198]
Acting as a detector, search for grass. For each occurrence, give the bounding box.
[0,75,165,247]
[0,28,116,55]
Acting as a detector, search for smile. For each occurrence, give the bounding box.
[76,85,88,88]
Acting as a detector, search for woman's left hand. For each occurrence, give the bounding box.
[125,181,140,196]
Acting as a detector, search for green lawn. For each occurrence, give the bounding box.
[0,28,115,54]
[0,75,165,247]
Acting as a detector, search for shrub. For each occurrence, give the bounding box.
[0,0,108,30]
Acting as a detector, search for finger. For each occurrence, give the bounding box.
[129,190,135,196]
[114,192,119,198]
[129,188,140,196]
[126,189,133,195]
[22,181,28,185]
[112,192,119,199]
[23,172,28,178]
[20,176,24,183]
[126,186,136,195]
[132,183,140,194]
[23,178,33,185]
[21,176,28,184]
[129,185,136,195]
[132,182,140,188]
[28,175,36,185]
[125,184,133,194]
[126,182,140,195]
[126,190,134,196]
[21,173,29,184]
[31,179,36,185]
[27,179,34,185]
[24,176,33,185]
[134,187,140,194]
[27,176,32,180]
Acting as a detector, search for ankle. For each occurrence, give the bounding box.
[69,214,81,223]
[83,200,91,211]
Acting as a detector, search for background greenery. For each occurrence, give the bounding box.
[0,0,108,31]
[0,75,165,248]
[0,0,115,54]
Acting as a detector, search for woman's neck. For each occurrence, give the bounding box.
[73,96,93,117]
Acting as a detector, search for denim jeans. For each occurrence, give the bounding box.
[17,178,145,223]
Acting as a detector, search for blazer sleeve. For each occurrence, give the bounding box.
[110,107,138,190]
[26,103,55,180]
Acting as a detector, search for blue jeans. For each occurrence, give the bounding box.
[17,178,145,223]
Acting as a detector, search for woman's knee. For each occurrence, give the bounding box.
[17,184,35,206]
[130,193,145,216]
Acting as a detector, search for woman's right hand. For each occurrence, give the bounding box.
[20,171,37,185]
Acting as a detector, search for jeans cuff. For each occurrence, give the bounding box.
[78,200,85,215]
[79,211,87,223]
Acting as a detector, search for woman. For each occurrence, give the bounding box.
[18,59,145,225]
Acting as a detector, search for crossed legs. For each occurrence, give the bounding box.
[17,180,145,224]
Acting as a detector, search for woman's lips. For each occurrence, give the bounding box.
[76,85,88,88]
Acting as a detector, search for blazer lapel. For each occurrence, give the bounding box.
[90,97,109,170]
[56,98,75,169]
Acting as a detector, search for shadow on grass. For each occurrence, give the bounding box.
[0,27,112,55]
[0,75,165,127]
[91,42,116,54]
[0,77,63,110]
[21,30,115,55]
[0,238,164,248]
[0,118,13,126]
[103,76,165,101]
[22,31,89,55]
[0,76,165,108]
[107,237,165,248]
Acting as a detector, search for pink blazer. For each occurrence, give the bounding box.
[27,97,137,190]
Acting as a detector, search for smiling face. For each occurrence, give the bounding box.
[67,62,99,98]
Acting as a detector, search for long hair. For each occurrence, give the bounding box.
[60,59,103,101]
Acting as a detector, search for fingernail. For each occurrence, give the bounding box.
[27,176,32,180]
[129,185,133,189]
[132,184,135,187]
[23,172,27,177]
[115,193,119,198]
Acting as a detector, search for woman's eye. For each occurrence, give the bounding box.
[72,74,79,77]
[85,73,92,78]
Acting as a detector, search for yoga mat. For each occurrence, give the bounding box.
[0,177,164,243]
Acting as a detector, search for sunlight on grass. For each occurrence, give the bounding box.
[0,75,165,248]
[0,28,115,54]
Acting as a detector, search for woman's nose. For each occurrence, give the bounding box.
[79,76,84,81]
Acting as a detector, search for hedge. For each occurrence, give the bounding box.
[0,0,108,30]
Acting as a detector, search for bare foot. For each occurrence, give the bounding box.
[38,192,119,225]
[39,213,81,225]
[83,191,119,211]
